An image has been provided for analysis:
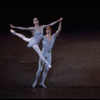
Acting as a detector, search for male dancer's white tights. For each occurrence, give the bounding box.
[32,53,51,88]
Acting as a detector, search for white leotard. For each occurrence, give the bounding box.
[27,28,43,47]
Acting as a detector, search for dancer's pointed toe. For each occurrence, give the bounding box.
[10,29,16,35]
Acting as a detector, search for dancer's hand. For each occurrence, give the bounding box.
[10,24,15,28]
[59,17,63,21]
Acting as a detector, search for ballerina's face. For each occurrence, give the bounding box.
[46,27,52,34]
[33,18,39,25]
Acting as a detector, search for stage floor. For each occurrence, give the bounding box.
[1,30,100,99]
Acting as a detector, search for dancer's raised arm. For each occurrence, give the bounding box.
[54,20,62,37]
[10,24,34,31]
[42,17,63,28]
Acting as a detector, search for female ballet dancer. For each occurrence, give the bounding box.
[10,17,62,68]
[10,19,62,88]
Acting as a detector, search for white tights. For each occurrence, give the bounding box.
[32,53,51,88]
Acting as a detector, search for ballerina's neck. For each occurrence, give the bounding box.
[47,33,52,37]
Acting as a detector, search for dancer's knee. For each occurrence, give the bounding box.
[44,66,49,72]
[37,68,43,73]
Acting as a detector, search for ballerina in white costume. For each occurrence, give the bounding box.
[10,18,62,68]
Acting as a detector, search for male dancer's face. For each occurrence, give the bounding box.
[33,18,39,25]
[46,27,52,34]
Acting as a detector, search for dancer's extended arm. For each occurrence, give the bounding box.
[42,17,63,28]
[54,20,62,37]
[10,24,34,31]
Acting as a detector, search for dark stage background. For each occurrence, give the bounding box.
[0,0,100,32]
[1,0,100,99]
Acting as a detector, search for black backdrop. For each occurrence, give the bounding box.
[0,0,100,33]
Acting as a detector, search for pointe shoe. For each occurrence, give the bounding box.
[47,63,52,68]
[48,64,52,68]
[40,83,47,88]
[10,29,16,35]
[32,83,36,88]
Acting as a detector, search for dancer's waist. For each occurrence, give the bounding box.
[42,49,51,53]
[34,33,43,36]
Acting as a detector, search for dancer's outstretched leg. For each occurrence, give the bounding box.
[40,54,51,88]
[10,29,52,68]
[32,45,52,68]
[10,29,31,42]
[32,59,44,88]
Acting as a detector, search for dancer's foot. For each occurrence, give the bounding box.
[32,83,37,88]
[40,83,47,88]
[48,64,52,68]
[47,63,52,68]
[10,29,16,35]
